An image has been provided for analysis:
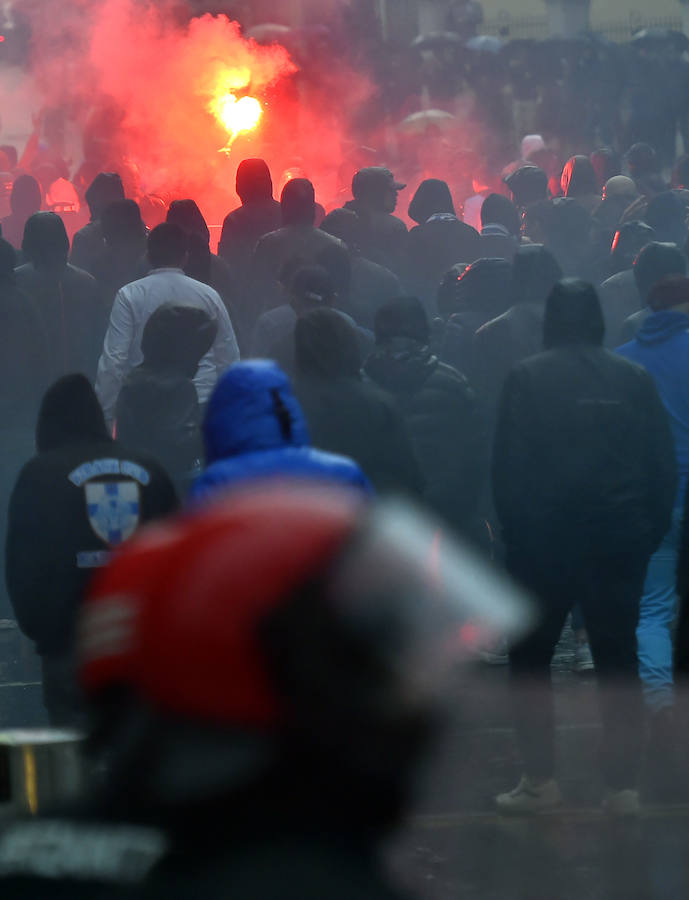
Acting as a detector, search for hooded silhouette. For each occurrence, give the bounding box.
[0,175,42,250]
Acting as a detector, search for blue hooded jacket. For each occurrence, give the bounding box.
[617,310,689,507]
[190,360,371,502]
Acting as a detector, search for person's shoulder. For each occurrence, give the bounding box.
[65,263,97,284]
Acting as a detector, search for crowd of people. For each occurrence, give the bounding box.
[0,104,689,891]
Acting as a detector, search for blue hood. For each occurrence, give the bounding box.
[202,360,310,463]
[636,310,689,345]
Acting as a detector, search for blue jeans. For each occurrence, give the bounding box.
[637,509,682,712]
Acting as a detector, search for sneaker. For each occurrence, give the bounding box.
[496,775,563,814]
[601,788,640,817]
[573,642,595,673]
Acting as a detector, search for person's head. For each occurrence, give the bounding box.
[647,275,689,313]
[101,199,147,250]
[352,167,405,214]
[560,155,598,198]
[633,241,687,302]
[602,175,638,204]
[504,166,548,208]
[236,158,274,204]
[141,305,217,377]
[320,208,364,252]
[147,222,188,269]
[454,257,513,319]
[610,220,655,271]
[624,142,658,178]
[480,193,520,236]
[374,296,430,346]
[543,279,605,349]
[408,179,455,225]
[590,148,621,191]
[289,265,337,314]
[0,238,16,285]
[9,174,42,219]
[295,307,362,380]
[521,134,545,161]
[644,192,687,245]
[84,172,125,221]
[78,479,501,826]
[512,244,562,306]
[22,211,69,270]
[36,374,110,453]
[166,199,210,246]
[202,361,310,462]
[281,178,316,227]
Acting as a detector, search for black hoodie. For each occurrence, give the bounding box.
[6,375,178,656]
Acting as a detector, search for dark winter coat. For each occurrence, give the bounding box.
[493,345,676,559]
[598,268,643,348]
[190,361,372,503]
[364,338,486,534]
[14,262,107,381]
[7,436,177,656]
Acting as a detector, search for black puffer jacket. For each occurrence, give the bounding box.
[364,337,486,535]
[493,345,676,559]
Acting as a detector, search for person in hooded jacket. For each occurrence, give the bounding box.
[190,360,371,504]
[70,172,125,273]
[15,212,106,381]
[478,194,520,261]
[616,276,689,733]
[218,158,282,272]
[493,279,676,816]
[363,297,486,541]
[616,242,687,345]
[294,307,423,497]
[6,374,178,725]
[166,200,240,339]
[250,179,346,330]
[438,257,513,384]
[473,245,562,419]
[560,155,601,214]
[88,198,150,307]
[0,174,42,251]
[319,209,401,330]
[116,305,217,496]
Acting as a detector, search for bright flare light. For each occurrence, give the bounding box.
[209,71,263,154]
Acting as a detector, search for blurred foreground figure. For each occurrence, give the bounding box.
[493,279,676,816]
[0,483,529,896]
[5,376,178,725]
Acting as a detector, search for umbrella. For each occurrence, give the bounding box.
[466,35,504,54]
[632,28,689,53]
[411,31,463,52]
[245,23,294,45]
[397,110,458,135]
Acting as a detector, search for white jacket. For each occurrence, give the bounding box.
[96,268,239,423]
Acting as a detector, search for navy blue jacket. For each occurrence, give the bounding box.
[190,360,371,502]
[617,310,689,508]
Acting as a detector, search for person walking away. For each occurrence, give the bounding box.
[116,305,217,496]
[493,279,676,816]
[294,307,424,496]
[364,297,487,544]
[6,374,177,725]
[190,360,371,504]
[616,275,689,786]
[96,222,239,426]
[15,211,106,381]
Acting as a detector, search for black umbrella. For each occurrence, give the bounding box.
[632,28,689,53]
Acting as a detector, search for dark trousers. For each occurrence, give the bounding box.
[506,550,649,790]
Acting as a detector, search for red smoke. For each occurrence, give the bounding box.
[22,0,374,225]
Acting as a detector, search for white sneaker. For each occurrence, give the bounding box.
[496,775,563,814]
[573,642,595,673]
[602,788,640,817]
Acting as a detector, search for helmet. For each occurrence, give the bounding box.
[78,481,530,801]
